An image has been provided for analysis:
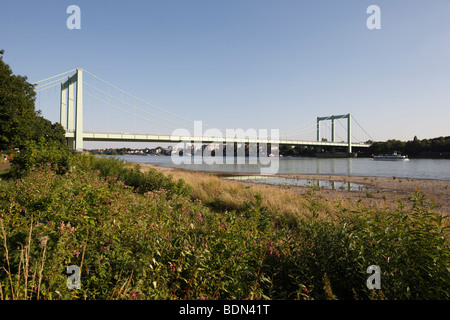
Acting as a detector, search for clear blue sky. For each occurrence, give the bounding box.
[1,0,450,148]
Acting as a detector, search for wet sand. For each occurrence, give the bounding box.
[136,162,450,215]
[280,173,450,214]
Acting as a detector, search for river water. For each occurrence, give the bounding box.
[113,155,450,181]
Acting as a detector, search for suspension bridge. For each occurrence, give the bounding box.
[33,68,373,153]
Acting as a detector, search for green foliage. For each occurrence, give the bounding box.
[0,50,36,150]
[281,194,450,300]
[33,115,66,145]
[75,155,192,198]
[349,192,450,299]
[279,144,316,156]
[0,50,66,151]
[0,164,280,300]
[369,136,450,157]
[0,152,448,300]
[10,138,73,177]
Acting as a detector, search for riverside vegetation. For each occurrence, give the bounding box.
[0,139,449,300]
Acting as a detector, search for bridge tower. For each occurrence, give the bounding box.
[316,113,352,153]
[60,68,83,150]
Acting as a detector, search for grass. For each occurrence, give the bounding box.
[0,150,449,300]
[154,169,339,220]
[0,168,11,180]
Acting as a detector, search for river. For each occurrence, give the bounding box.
[112,155,450,181]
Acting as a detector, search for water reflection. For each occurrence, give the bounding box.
[223,175,370,192]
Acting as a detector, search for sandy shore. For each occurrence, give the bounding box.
[136,162,450,214]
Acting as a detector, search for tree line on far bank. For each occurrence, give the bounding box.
[278,136,450,158]
[368,136,450,158]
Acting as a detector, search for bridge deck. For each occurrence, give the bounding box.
[65,132,370,148]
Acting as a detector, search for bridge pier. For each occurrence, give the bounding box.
[316,113,352,154]
[60,68,84,150]
[347,113,352,153]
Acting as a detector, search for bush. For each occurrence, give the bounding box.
[344,193,450,299]
[10,138,73,177]
[0,165,281,299]
[75,155,192,198]
[279,193,450,299]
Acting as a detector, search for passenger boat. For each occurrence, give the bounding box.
[372,152,410,161]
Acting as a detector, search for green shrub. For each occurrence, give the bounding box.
[10,137,73,177]
[279,193,450,300]
[0,166,280,300]
[75,155,192,198]
[344,192,450,299]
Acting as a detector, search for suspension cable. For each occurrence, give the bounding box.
[32,69,77,85]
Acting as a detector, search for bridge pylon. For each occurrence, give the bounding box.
[316,113,352,153]
[60,68,83,150]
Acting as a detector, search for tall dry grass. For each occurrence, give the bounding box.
[144,166,450,231]
[151,168,346,221]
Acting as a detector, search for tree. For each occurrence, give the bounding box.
[0,50,37,150]
[279,144,293,156]
[369,136,450,158]
[33,114,66,145]
[0,50,66,151]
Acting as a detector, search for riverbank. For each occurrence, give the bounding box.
[136,163,450,215]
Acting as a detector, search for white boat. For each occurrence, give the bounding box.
[373,152,410,161]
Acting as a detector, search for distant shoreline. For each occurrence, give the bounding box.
[99,153,450,160]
